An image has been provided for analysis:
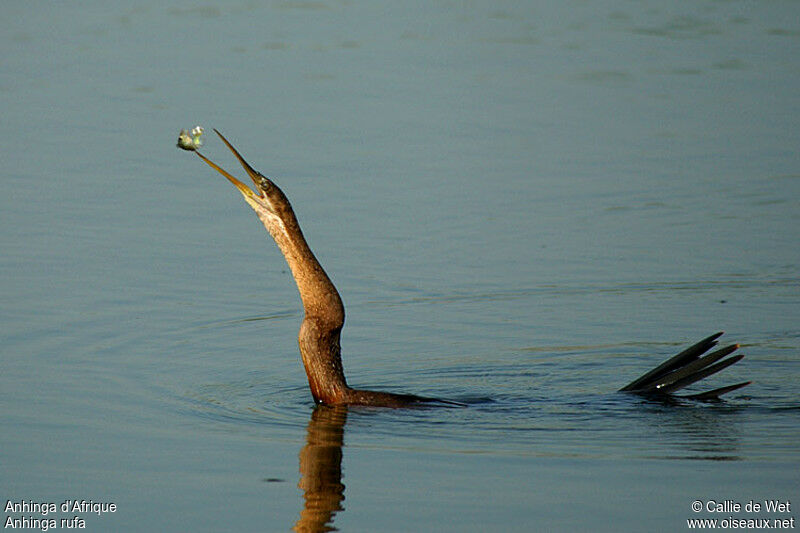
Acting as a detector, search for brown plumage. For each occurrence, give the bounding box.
[192,130,749,406]
[195,130,445,406]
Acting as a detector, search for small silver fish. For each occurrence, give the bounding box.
[177,126,204,151]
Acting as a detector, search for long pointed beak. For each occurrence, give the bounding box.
[212,129,265,192]
[195,151,259,201]
[193,129,264,202]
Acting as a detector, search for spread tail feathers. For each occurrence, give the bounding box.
[620,332,750,399]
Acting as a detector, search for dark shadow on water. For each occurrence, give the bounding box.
[626,393,748,461]
[293,405,348,533]
[284,393,755,533]
[285,397,754,529]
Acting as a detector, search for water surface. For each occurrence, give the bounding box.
[2,1,799,531]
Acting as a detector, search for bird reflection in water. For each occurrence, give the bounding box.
[294,405,348,532]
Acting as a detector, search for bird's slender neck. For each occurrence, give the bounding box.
[257,194,344,325]
[194,131,443,406]
[253,185,349,403]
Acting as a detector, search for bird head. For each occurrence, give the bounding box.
[193,129,286,225]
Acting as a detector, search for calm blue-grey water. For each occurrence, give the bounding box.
[2,1,799,531]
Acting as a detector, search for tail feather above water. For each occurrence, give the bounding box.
[620,332,750,399]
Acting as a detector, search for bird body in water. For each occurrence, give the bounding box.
[187,129,750,407]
